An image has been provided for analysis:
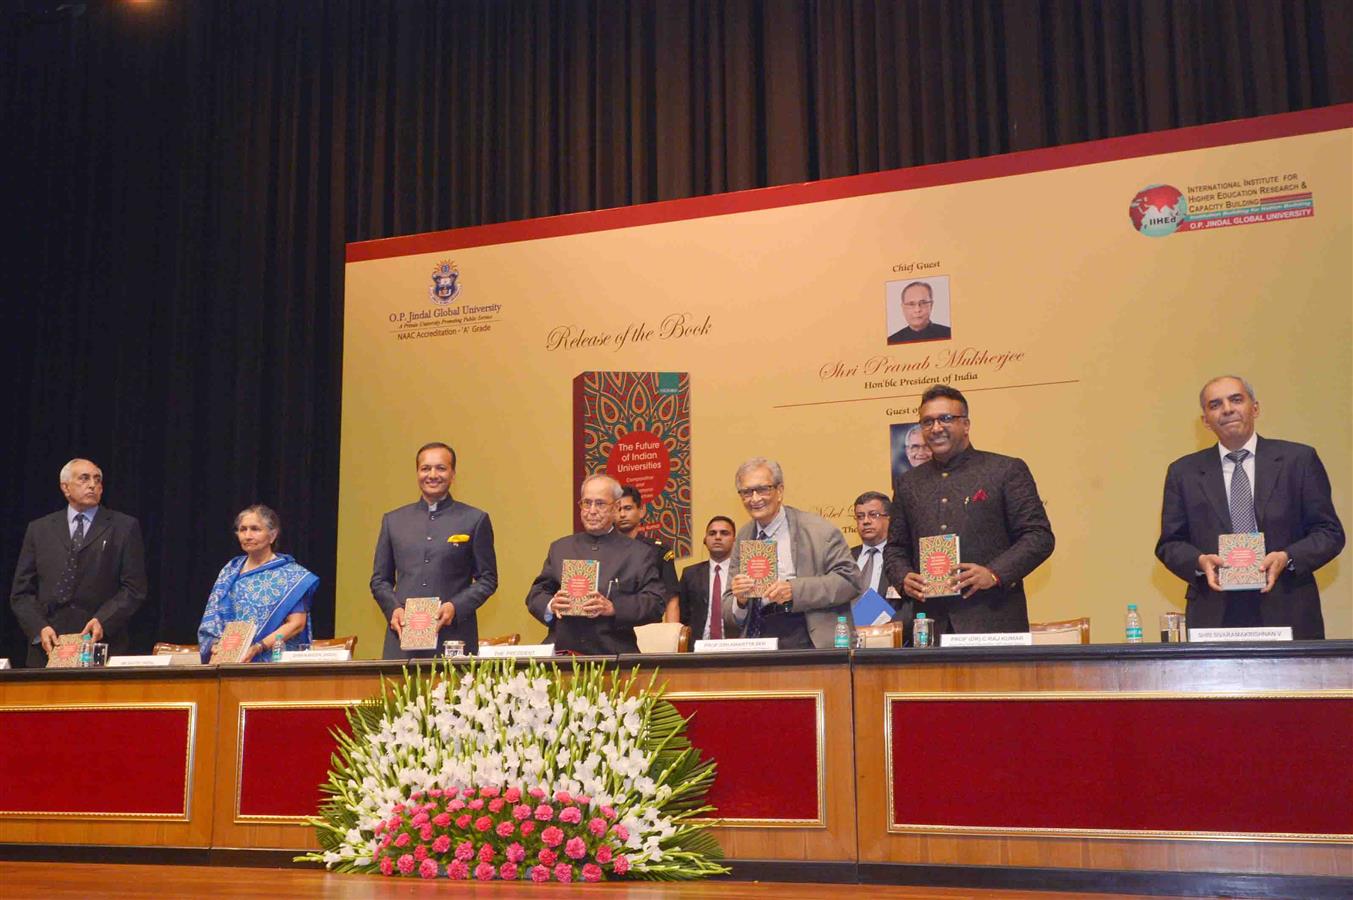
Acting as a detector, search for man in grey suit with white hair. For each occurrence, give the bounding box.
[723,458,860,649]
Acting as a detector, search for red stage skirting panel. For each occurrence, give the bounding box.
[237,706,352,818]
[670,697,820,821]
[890,697,1353,835]
[0,708,191,816]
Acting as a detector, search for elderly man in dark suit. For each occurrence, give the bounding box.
[371,442,498,657]
[884,385,1054,637]
[1155,376,1344,639]
[677,515,737,641]
[10,458,147,667]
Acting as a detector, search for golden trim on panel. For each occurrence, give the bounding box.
[665,690,827,828]
[0,702,196,821]
[234,700,362,825]
[881,690,1353,843]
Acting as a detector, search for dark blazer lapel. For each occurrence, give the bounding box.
[79,511,113,555]
[1197,449,1231,531]
[1251,436,1282,528]
[48,509,74,551]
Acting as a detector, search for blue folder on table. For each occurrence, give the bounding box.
[852,588,897,627]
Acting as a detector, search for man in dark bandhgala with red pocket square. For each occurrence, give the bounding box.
[883,385,1054,638]
[1155,375,1344,639]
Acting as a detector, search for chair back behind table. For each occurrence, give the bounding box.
[634,622,691,653]
[1029,617,1091,645]
[855,622,903,648]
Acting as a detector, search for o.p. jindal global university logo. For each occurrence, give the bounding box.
[1128,184,1188,237]
[428,260,462,305]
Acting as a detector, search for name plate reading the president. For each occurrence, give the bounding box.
[939,632,1034,648]
[107,655,174,667]
[693,638,780,653]
[1188,626,1293,642]
[478,644,555,658]
[280,648,352,662]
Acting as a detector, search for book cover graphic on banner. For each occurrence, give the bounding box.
[738,540,778,595]
[918,534,961,598]
[45,634,84,668]
[1218,532,1266,591]
[561,559,599,616]
[210,621,258,664]
[572,371,691,558]
[400,596,442,650]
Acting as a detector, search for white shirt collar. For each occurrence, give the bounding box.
[1217,432,1259,463]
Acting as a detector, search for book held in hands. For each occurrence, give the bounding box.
[1218,532,1266,591]
[210,620,258,664]
[400,596,441,650]
[560,559,599,616]
[919,534,961,598]
[738,540,778,596]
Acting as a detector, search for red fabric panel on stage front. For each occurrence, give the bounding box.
[890,698,1353,834]
[0,708,190,815]
[670,697,819,820]
[238,706,352,817]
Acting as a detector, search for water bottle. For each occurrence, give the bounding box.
[833,615,850,649]
[270,633,286,662]
[1125,604,1143,643]
[78,633,94,667]
[913,612,933,648]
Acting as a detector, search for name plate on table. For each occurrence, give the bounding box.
[478,644,554,658]
[107,655,174,667]
[280,648,352,662]
[1189,626,1293,642]
[0,659,9,669]
[939,632,1034,648]
[693,638,780,653]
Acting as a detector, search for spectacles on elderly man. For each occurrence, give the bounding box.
[736,484,779,499]
[578,498,613,510]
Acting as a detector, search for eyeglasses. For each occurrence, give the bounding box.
[854,511,888,521]
[736,484,780,499]
[901,300,934,310]
[578,499,613,510]
[919,414,966,429]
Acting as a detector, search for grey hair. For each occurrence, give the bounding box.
[580,474,623,500]
[234,504,281,535]
[903,424,924,444]
[58,458,98,484]
[734,457,784,490]
[1198,375,1257,409]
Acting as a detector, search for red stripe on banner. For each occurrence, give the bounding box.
[347,104,1352,262]
[670,697,820,821]
[889,697,1353,835]
[238,706,353,818]
[0,708,191,815]
[1179,207,1315,233]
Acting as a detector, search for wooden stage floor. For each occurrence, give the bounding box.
[0,861,1200,899]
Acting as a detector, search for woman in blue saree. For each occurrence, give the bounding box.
[198,505,318,663]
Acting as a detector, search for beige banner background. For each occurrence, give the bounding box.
[338,123,1352,653]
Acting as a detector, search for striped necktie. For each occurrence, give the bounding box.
[1226,449,1258,532]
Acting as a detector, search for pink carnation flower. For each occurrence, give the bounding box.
[554,790,573,805]
[500,861,519,880]
[613,854,630,875]
[379,834,392,850]
[529,864,550,883]
[427,788,443,799]
[478,843,495,863]
[601,805,617,820]
[432,812,451,827]
[392,803,407,814]
[397,853,415,875]
[432,835,451,854]
[505,842,526,863]
[582,862,603,883]
[443,787,459,799]
[373,820,386,835]
[378,855,394,876]
[554,863,573,883]
[467,798,485,811]
[448,799,465,812]
[533,804,554,821]
[495,820,516,838]
[488,798,506,813]
[595,844,613,864]
[410,791,424,802]
[614,824,630,842]
[462,787,478,798]
[474,861,496,881]
[419,858,438,879]
[480,785,500,798]
[474,815,493,832]
[559,806,582,825]
[588,817,607,837]
[512,804,532,821]
[565,836,587,860]
[519,821,537,836]
[411,812,429,827]
[454,840,475,862]
[504,787,522,803]
[455,814,471,829]
[540,826,564,848]
[393,832,410,848]
[419,824,433,842]
[447,859,469,880]
[537,848,558,867]
[576,794,592,805]
[528,786,546,800]
[413,844,428,861]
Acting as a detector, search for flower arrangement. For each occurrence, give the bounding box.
[299,658,727,882]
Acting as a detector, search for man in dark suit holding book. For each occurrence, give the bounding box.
[678,515,737,641]
[10,458,147,667]
[1155,376,1344,639]
[883,385,1054,637]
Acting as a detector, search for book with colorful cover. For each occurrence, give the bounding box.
[918,534,961,598]
[210,621,258,664]
[572,371,691,558]
[400,597,442,650]
[560,559,599,616]
[738,540,778,596]
[1218,532,1266,591]
[46,634,84,668]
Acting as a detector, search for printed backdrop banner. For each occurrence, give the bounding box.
[339,106,1352,654]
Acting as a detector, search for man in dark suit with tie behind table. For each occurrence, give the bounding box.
[677,515,737,641]
[1155,375,1344,639]
[9,458,147,667]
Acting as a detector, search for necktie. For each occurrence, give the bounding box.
[1226,449,1258,532]
[708,563,723,640]
[860,547,877,593]
[57,514,87,605]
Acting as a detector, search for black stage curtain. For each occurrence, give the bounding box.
[1,0,1348,664]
